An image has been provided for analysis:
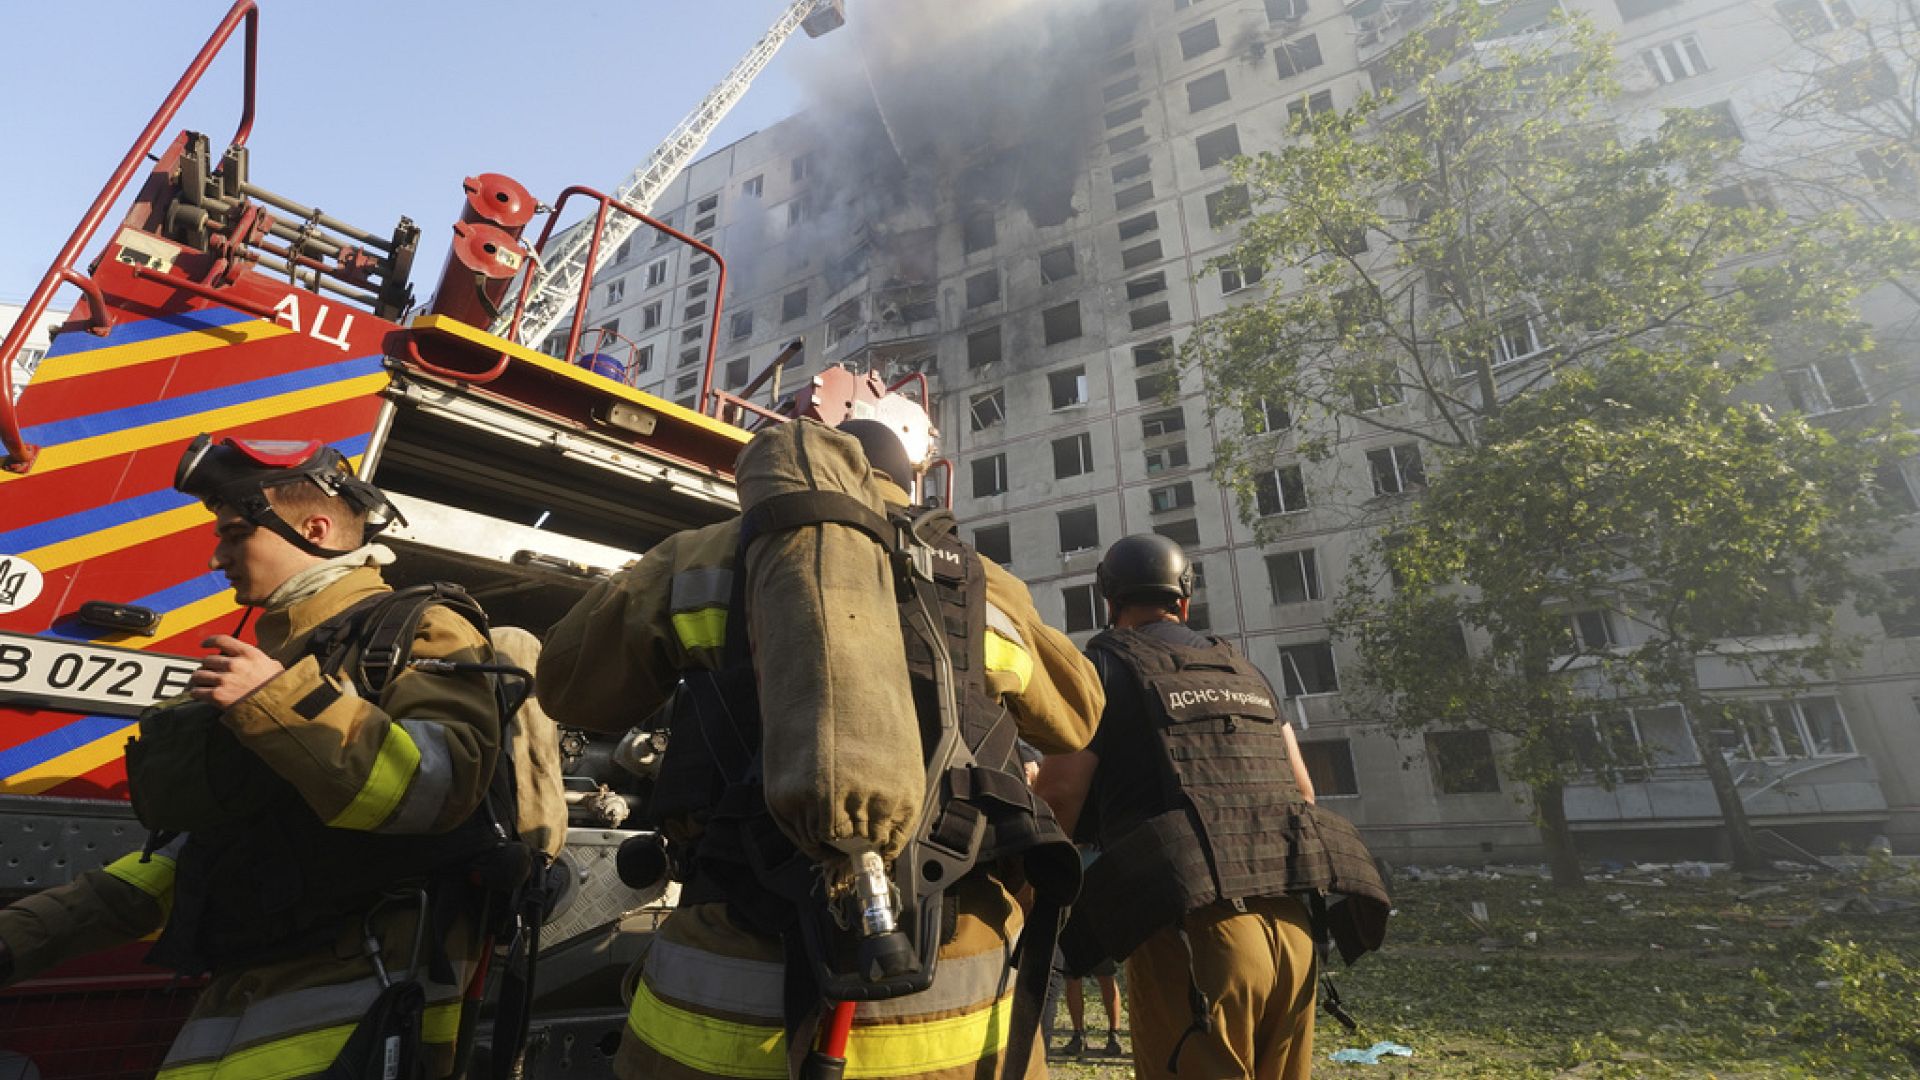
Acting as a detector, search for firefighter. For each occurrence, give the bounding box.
[1033,534,1390,1080]
[0,435,509,1079]
[538,414,1104,1080]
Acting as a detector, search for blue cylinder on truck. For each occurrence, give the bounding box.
[577,353,625,382]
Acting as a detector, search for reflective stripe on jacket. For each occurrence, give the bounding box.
[617,881,1044,1080]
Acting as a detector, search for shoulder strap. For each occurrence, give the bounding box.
[305,583,493,698]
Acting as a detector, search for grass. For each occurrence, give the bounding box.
[1038,858,1920,1078]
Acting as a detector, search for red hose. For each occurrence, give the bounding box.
[822,1000,857,1058]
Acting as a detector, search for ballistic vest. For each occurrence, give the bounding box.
[1066,626,1389,967]
[131,586,516,975]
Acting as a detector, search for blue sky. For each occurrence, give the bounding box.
[0,0,818,304]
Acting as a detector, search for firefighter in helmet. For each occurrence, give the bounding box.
[0,435,509,1079]
[537,405,1104,1080]
[1033,534,1390,1080]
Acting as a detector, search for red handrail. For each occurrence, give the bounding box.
[0,0,260,472]
[509,187,728,415]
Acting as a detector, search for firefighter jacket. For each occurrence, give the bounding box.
[0,564,501,1080]
[538,477,1104,1080]
[1064,622,1389,970]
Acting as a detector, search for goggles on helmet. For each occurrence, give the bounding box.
[175,433,405,557]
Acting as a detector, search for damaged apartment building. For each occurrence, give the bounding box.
[557,0,1920,864]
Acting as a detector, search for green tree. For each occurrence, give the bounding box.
[1185,0,1919,880]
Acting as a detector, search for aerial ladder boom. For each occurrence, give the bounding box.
[500,0,843,348]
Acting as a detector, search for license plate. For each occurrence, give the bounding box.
[0,631,198,717]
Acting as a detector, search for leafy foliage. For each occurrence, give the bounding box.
[1182,0,1920,876]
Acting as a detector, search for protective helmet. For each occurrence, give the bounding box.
[1096,533,1194,604]
[837,419,917,492]
[174,433,404,557]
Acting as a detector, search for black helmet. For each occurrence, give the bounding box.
[837,418,917,492]
[1096,533,1194,604]
[174,433,404,557]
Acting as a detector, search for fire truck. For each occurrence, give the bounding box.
[0,1,910,1074]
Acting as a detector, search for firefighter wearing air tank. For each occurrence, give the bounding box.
[1034,534,1391,1080]
[538,411,1105,1080]
[0,436,514,1080]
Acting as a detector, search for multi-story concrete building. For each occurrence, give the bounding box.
[557,0,1920,863]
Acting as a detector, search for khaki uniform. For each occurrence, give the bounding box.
[0,566,500,1079]
[1126,897,1317,1080]
[540,488,1104,1080]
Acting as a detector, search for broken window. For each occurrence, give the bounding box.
[1568,609,1619,650]
[1130,302,1172,331]
[967,326,1003,368]
[741,175,764,198]
[1115,181,1156,212]
[1040,244,1078,283]
[1299,740,1359,796]
[782,288,808,322]
[1103,75,1142,103]
[970,388,1007,432]
[1187,70,1231,112]
[723,357,749,389]
[1150,481,1195,512]
[1058,506,1101,553]
[1367,443,1427,496]
[966,269,1001,308]
[1274,34,1322,79]
[1053,432,1096,479]
[1156,518,1203,548]
[1112,155,1152,184]
[1252,396,1290,433]
[1783,356,1870,413]
[1043,304,1084,347]
[1141,407,1186,438]
[1823,55,1898,110]
[877,284,936,324]
[1136,371,1176,401]
[1265,0,1309,21]
[1178,19,1220,60]
[1221,262,1266,294]
[1196,125,1241,169]
[1427,731,1500,792]
[1109,128,1150,155]
[1277,641,1339,695]
[1255,465,1309,515]
[1062,583,1102,632]
[1267,548,1322,603]
[1118,212,1158,241]
[1145,443,1190,473]
[824,298,862,346]
[1207,184,1252,229]
[963,212,997,254]
[974,524,1012,566]
[1135,338,1174,366]
[1049,365,1089,407]
[1878,569,1920,637]
[1122,241,1164,270]
[1286,90,1335,127]
[1106,100,1149,129]
[973,454,1008,497]
[605,278,626,305]
[1126,272,1168,300]
[731,310,754,341]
